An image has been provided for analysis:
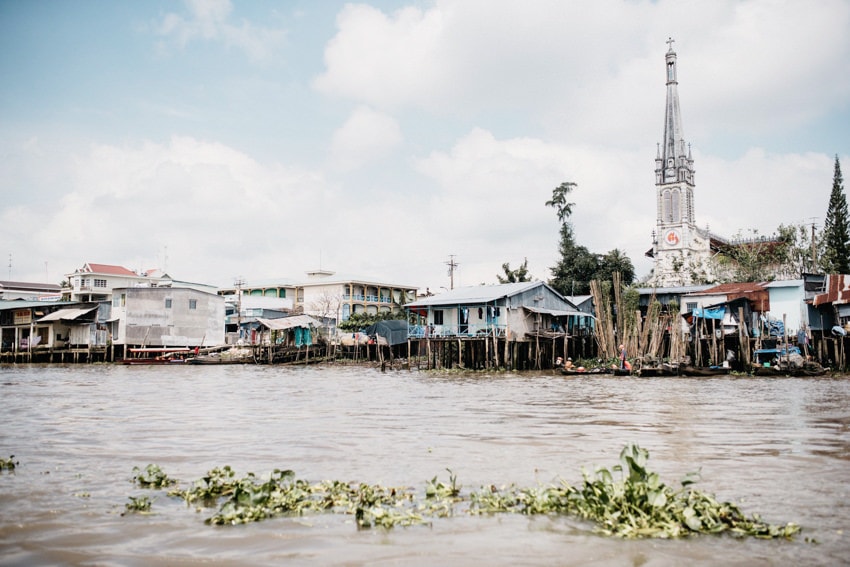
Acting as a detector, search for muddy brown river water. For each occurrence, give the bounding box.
[1,364,848,566]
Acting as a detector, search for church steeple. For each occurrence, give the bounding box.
[654,37,695,223]
[649,38,712,287]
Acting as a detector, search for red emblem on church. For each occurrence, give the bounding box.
[664,229,680,246]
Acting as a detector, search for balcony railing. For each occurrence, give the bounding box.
[407,324,507,338]
[342,294,393,304]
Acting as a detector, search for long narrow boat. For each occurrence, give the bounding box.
[751,363,827,377]
[679,365,729,377]
[121,347,193,365]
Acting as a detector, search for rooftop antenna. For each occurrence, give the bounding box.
[7,253,11,280]
[445,254,458,290]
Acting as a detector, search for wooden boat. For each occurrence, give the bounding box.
[635,366,676,377]
[121,347,194,365]
[561,367,617,376]
[679,365,729,377]
[751,363,827,377]
[187,347,255,365]
[751,346,827,376]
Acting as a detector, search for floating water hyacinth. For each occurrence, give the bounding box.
[0,455,18,472]
[124,445,800,539]
[132,463,176,489]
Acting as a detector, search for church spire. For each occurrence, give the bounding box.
[655,38,695,187]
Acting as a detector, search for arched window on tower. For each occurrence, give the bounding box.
[671,190,681,223]
[662,190,673,222]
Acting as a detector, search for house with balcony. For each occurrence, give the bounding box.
[404,281,590,340]
[65,262,217,302]
[217,269,418,323]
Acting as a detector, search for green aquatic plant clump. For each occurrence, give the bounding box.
[125,445,800,539]
[124,495,153,513]
[0,455,18,472]
[133,464,176,489]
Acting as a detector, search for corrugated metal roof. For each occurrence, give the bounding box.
[696,282,767,294]
[636,285,713,295]
[0,300,76,311]
[812,274,850,306]
[0,281,62,292]
[256,315,321,330]
[523,306,592,318]
[37,306,98,322]
[765,279,803,288]
[406,282,543,308]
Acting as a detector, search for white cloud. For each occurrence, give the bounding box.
[1,137,329,286]
[313,4,447,109]
[315,1,850,146]
[330,106,403,170]
[156,0,285,60]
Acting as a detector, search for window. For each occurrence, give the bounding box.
[433,310,444,325]
[94,279,107,288]
[189,299,197,310]
[686,302,697,312]
[671,190,681,223]
[165,298,172,309]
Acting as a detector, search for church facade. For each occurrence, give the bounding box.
[647,40,722,287]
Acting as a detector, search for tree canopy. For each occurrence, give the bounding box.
[546,182,634,296]
[820,155,850,274]
[497,257,532,283]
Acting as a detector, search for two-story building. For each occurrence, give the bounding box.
[110,286,224,348]
[404,281,590,340]
[218,269,419,323]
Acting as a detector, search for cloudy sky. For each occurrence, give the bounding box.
[2,0,849,292]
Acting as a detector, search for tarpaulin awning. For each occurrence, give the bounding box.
[256,315,321,330]
[363,320,409,346]
[692,306,726,320]
[37,306,98,322]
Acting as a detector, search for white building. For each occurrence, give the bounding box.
[218,269,419,322]
[110,286,224,347]
[65,262,217,302]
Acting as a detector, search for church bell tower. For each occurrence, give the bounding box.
[649,38,712,286]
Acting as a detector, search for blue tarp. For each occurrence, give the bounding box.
[294,327,312,347]
[692,306,725,320]
[364,320,409,346]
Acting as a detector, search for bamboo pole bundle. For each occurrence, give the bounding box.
[647,313,667,357]
[614,272,624,347]
[590,279,616,359]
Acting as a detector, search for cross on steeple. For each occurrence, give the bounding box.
[666,37,675,51]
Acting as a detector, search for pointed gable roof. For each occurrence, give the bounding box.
[80,263,138,276]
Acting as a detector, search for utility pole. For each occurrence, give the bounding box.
[809,218,818,272]
[445,255,458,290]
[234,276,245,340]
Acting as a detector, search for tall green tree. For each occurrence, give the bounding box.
[597,249,635,286]
[820,155,850,274]
[545,181,576,223]
[545,182,635,295]
[497,258,532,283]
[549,224,599,295]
